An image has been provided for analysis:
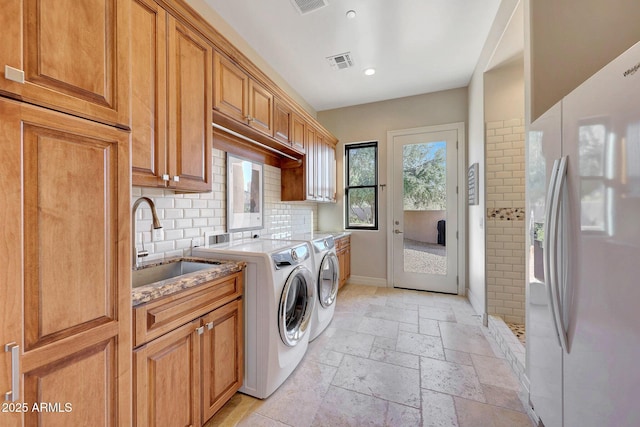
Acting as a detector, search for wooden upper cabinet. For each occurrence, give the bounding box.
[247,78,273,136]
[131,0,167,188]
[291,112,306,152]
[306,125,317,200]
[213,51,249,123]
[167,16,213,192]
[213,51,275,138]
[274,98,292,144]
[0,0,130,128]
[131,0,212,192]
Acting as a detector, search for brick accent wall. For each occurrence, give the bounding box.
[132,148,317,261]
[485,118,526,324]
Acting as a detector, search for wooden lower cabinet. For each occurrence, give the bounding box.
[336,236,351,289]
[133,275,243,427]
[134,321,201,427]
[201,299,243,421]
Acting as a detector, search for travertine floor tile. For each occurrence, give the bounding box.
[454,397,532,427]
[311,386,421,427]
[396,331,445,360]
[369,346,420,369]
[439,322,495,356]
[470,354,521,391]
[323,328,375,358]
[365,303,419,324]
[332,354,421,408]
[421,389,459,427]
[357,316,400,339]
[420,357,486,402]
[210,284,534,427]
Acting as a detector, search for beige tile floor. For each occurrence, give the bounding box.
[205,284,534,427]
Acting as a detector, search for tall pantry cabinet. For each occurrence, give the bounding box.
[0,0,132,426]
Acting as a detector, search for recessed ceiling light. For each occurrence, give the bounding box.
[346,10,356,19]
[364,68,376,76]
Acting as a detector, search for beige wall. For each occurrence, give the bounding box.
[467,0,521,319]
[527,0,640,121]
[317,89,468,283]
[404,210,446,244]
[485,58,525,122]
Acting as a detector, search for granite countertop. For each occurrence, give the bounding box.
[317,230,351,239]
[132,257,246,306]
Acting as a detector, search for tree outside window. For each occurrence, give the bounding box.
[345,142,378,229]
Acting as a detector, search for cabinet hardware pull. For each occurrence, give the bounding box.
[173,175,180,182]
[4,66,25,84]
[4,342,19,402]
[196,326,205,335]
[207,322,214,330]
[162,174,170,182]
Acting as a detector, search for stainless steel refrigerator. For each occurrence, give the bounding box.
[527,41,640,427]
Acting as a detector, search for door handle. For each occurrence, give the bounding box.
[394,229,403,234]
[4,342,19,402]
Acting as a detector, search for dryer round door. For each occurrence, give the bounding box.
[279,265,315,347]
[318,252,339,308]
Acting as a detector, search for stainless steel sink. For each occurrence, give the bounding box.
[132,260,220,288]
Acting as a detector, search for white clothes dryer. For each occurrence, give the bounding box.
[192,239,315,399]
[306,234,339,341]
[264,233,339,341]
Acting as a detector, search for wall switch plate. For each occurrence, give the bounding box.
[152,228,163,241]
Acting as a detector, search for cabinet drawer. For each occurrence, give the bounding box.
[134,271,243,347]
[335,235,350,250]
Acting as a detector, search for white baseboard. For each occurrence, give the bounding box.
[347,275,388,287]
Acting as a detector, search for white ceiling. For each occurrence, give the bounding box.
[203,0,503,112]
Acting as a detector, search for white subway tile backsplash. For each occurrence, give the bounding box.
[133,148,318,262]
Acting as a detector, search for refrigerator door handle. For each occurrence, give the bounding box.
[549,156,569,353]
[543,158,562,347]
[554,156,569,353]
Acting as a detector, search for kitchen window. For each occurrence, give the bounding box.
[345,141,378,230]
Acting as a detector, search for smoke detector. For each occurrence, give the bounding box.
[326,52,354,70]
[290,0,328,15]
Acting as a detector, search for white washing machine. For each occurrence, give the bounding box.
[264,233,339,341]
[192,239,315,399]
[306,234,339,341]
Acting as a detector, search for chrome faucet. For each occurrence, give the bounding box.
[132,197,163,267]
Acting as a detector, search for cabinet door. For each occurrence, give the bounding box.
[131,0,167,188]
[248,79,273,137]
[213,51,248,123]
[291,113,306,152]
[201,299,244,423]
[306,126,317,200]
[135,320,201,427]
[274,99,292,144]
[316,132,325,200]
[0,0,130,128]
[167,16,213,192]
[0,98,131,427]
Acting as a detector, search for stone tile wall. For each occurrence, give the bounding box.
[485,119,526,324]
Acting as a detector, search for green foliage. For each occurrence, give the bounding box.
[347,145,376,225]
[403,143,446,210]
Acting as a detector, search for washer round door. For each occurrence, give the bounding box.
[279,265,315,347]
[318,252,339,308]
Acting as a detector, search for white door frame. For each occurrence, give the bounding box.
[386,123,467,294]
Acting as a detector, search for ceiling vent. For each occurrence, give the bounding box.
[326,52,354,70]
[290,0,328,15]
